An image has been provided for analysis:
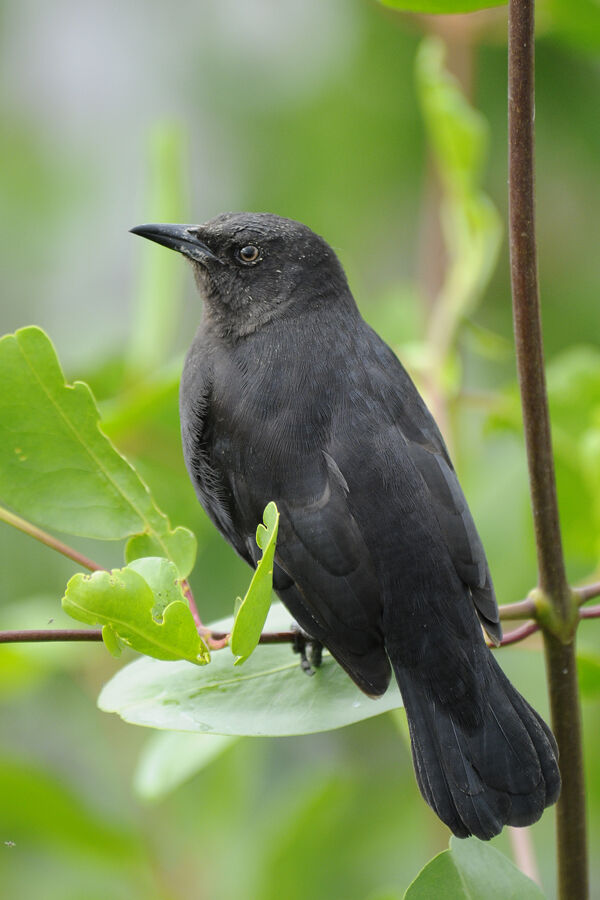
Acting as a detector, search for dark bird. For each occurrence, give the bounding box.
[131,212,560,840]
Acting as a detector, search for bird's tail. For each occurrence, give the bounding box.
[391,652,560,840]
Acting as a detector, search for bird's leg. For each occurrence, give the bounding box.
[291,624,323,676]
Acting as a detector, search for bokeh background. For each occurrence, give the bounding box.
[1,1,600,898]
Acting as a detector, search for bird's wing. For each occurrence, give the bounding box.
[229,451,392,696]
[404,441,500,642]
[364,331,501,643]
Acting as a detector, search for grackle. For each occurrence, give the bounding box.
[131,212,560,839]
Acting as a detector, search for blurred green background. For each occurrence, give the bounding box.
[1,1,599,897]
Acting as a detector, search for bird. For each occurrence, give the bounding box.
[131,212,560,840]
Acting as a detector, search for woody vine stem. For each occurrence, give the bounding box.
[508,0,588,897]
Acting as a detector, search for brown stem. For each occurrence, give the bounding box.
[508,4,570,615]
[543,635,588,899]
[498,597,536,620]
[575,581,600,604]
[0,627,297,646]
[579,603,600,620]
[0,629,103,643]
[508,1,587,896]
[0,506,103,572]
[495,620,539,647]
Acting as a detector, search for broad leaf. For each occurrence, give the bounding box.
[62,559,209,664]
[404,836,545,899]
[134,731,238,801]
[230,501,279,664]
[98,602,404,736]
[380,1,506,14]
[0,326,196,576]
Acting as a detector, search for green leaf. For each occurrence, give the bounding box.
[230,501,280,664]
[0,326,196,576]
[416,37,502,348]
[98,602,404,736]
[379,0,506,14]
[134,731,238,801]
[404,836,546,899]
[101,623,123,658]
[62,559,209,665]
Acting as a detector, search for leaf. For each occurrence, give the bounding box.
[230,501,280,664]
[379,0,506,15]
[134,731,238,801]
[62,559,209,665]
[416,37,502,346]
[404,836,546,899]
[98,602,404,736]
[0,326,196,576]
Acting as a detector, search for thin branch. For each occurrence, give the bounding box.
[575,581,600,605]
[0,629,103,643]
[495,620,539,647]
[5,603,600,649]
[579,603,600,620]
[498,596,536,620]
[508,2,587,897]
[0,506,103,572]
[508,3,571,619]
[0,627,297,646]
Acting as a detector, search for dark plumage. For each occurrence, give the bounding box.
[131,212,560,839]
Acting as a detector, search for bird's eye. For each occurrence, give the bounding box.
[237,245,260,264]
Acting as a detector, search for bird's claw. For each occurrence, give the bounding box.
[291,624,323,676]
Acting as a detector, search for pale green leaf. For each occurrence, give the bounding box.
[62,561,209,665]
[127,555,189,618]
[126,527,197,582]
[134,731,238,801]
[230,501,280,664]
[0,326,196,577]
[404,836,545,899]
[98,602,404,736]
[101,624,123,658]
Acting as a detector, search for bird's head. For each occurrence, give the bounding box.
[130,212,352,337]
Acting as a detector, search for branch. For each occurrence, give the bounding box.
[575,581,600,605]
[4,600,600,648]
[508,2,587,897]
[0,627,297,646]
[0,629,103,643]
[0,506,103,572]
[498,597,536,620]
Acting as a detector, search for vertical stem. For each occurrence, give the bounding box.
[544,635,588,899]
[508,2,588,897]
[508,0,568,611]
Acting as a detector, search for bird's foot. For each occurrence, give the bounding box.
[291,625,323,676]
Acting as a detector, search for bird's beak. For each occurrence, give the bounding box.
[130,223,219,265]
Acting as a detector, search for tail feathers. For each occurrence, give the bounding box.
[394,654,560,840]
